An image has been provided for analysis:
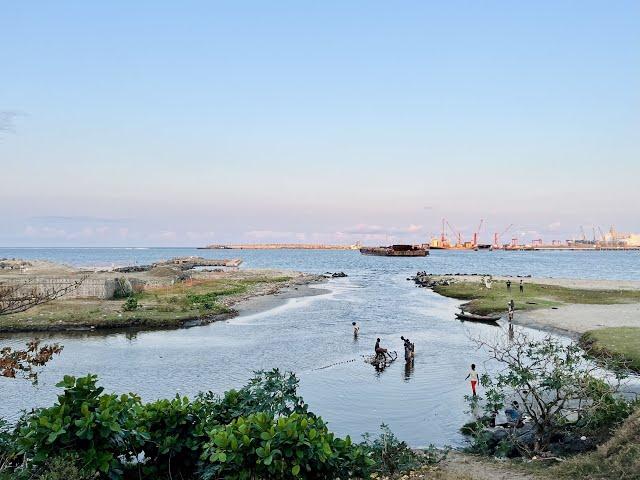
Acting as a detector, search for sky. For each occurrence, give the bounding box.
[1,1,639,247]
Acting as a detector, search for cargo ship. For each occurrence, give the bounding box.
[359,244,429,257]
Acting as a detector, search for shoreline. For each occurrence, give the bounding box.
[426,274,640,337]
[0,270,328,334]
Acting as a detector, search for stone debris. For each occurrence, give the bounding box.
[322,271,348,278]
[411,272,456,288]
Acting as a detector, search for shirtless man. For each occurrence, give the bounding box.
[374,338,392,360]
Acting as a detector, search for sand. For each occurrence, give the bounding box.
[440,275,640,336]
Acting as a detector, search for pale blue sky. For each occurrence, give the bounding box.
[1,1,639,246]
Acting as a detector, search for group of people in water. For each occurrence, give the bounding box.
[352,322,415,364]
[350,277,527,398]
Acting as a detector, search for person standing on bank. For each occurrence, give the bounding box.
[506,280,511,291]
[519,279,524,293]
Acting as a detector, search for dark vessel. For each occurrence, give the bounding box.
[359,244,429,257]
[455,311,501,324]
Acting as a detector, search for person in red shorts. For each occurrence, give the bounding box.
[465,364,479,396]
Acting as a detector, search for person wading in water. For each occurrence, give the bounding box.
[465,364,479,396]
[375,338,392,361]
[401,336,415,362]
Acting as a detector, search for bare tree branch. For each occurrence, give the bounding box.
[0,276,86,316]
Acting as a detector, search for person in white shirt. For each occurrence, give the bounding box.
[465,364,479,396]
[352,321,360,336]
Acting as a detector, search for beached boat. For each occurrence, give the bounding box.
[455,311,501,324]
[360,244,429,257]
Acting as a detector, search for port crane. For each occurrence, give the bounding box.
[493,224,514,249]
[472,219,484,246]
[445,219,462,246]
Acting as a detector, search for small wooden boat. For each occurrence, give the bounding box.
[455,311,501,324]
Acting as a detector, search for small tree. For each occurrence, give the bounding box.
[0,340,63,383]
[0,276,84,383]
[472,331,631,455]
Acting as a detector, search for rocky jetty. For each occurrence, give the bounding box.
[410,272,456,288]
[114,256,242,273]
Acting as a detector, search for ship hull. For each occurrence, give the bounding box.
[359,246,428,257]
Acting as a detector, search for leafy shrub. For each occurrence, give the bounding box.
[9,369,428,479]
[200,412,372,479]
[17,375,147,476]
[361,424,447,475]
[136,394,218,479]
[33,453,96,480]
[122,297,138,311]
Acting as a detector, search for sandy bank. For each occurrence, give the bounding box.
[442,274,640,291]
[233,283,330,318]
[431,275,640,337]
[516,303,640,336]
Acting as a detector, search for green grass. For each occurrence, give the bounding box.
[0,275,292,332]
[581,327,640,372]
[432,281,640,316]
[549,407,640,480]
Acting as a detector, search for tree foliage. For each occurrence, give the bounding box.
[470,331,633,456]
[0,340,63,383]
[0,276,84,383]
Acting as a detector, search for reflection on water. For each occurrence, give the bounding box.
[403,359,415,381]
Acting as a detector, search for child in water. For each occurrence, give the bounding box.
[465,364,479,396]
[352,321,360,335]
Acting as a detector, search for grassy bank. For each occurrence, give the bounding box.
[549,406,640,480]
[581,327,640,372]
[0,272,304,332]
[431,280,640,316]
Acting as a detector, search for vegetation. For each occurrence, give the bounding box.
[0,340,63,383]
[465,331,634,457]
[360,424,447,476]
[0,275,294,332]
[1,282,69,384]
[551,407,640,480]
[432,279,640,315]
[1,369,449,479]
[581,327,640,372]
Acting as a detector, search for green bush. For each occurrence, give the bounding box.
[17,375,147,476]
[33,453,96,480]
[361,424,446,475]
[136,394,218,478]
[200,412,372,479]
[122,297,138,311]
[8,369,431,479]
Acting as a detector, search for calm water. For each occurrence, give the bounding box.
[1,248,639,446]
